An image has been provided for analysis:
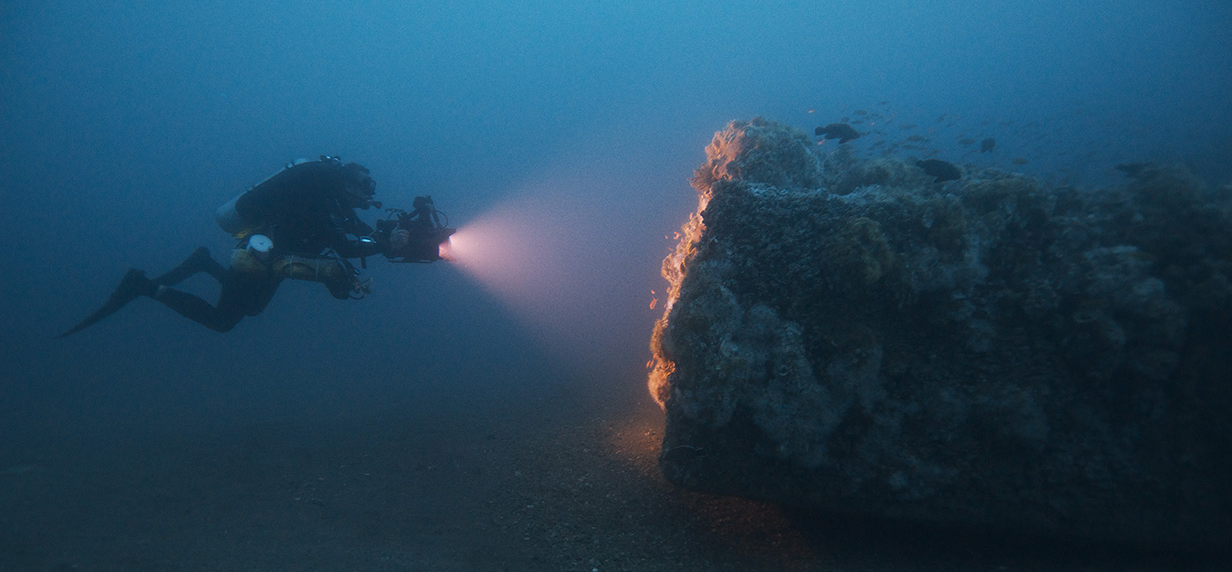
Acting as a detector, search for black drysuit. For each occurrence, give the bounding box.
[153,160,385,332]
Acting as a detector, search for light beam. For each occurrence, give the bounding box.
[441,166,667,372]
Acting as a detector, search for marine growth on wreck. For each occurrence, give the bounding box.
[648,117,1232,547]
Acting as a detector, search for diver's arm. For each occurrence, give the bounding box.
[329,212,385,258]
[331,233,385,258]
[343,214,375,237]
[333,238,384,258]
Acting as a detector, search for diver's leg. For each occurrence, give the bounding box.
[152,247,228,286]
[154,265,280,333]
[151,268,265,333]
[218,273,281,317]
[58,254,237,338]
[151,287,246,333]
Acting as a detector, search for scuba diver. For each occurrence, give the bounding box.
[58,156,454,337]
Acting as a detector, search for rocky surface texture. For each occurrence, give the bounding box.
[649,117,1232,547]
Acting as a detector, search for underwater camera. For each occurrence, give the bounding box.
[378,195,457,263]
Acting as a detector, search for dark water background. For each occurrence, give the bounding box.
[2,1,1230,568]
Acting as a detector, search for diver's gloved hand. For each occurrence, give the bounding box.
[389,229,411,253]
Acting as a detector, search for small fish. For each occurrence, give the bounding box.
[1011,157,1028,165]
[980,138,997,153]
[906,135,929,142]
[815,123,862,143]
[916,159,962,182]
[854,109,868,115]
[957,138,976,146]
[900,123,917,130]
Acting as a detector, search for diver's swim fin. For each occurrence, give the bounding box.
[55,269,155,339]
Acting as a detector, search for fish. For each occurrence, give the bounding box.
[815,123,862,143]
[979,138,997,153]
[906,135,929,142]
[916,159,962,182]
[1011,157,1028,165]
[957,138,976,146]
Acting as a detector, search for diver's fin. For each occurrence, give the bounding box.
[55,269,154,339]
[152,246,225,286]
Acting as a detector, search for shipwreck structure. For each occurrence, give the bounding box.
[649,118,1232,546]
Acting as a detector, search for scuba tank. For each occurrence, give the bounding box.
[214,193,245,235]
[214,157,318,236]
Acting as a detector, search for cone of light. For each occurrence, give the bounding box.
[441,173,665,370]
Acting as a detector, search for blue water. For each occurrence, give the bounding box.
[1,1,1229,568]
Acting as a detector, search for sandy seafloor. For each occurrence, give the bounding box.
[0,374,1222,572]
